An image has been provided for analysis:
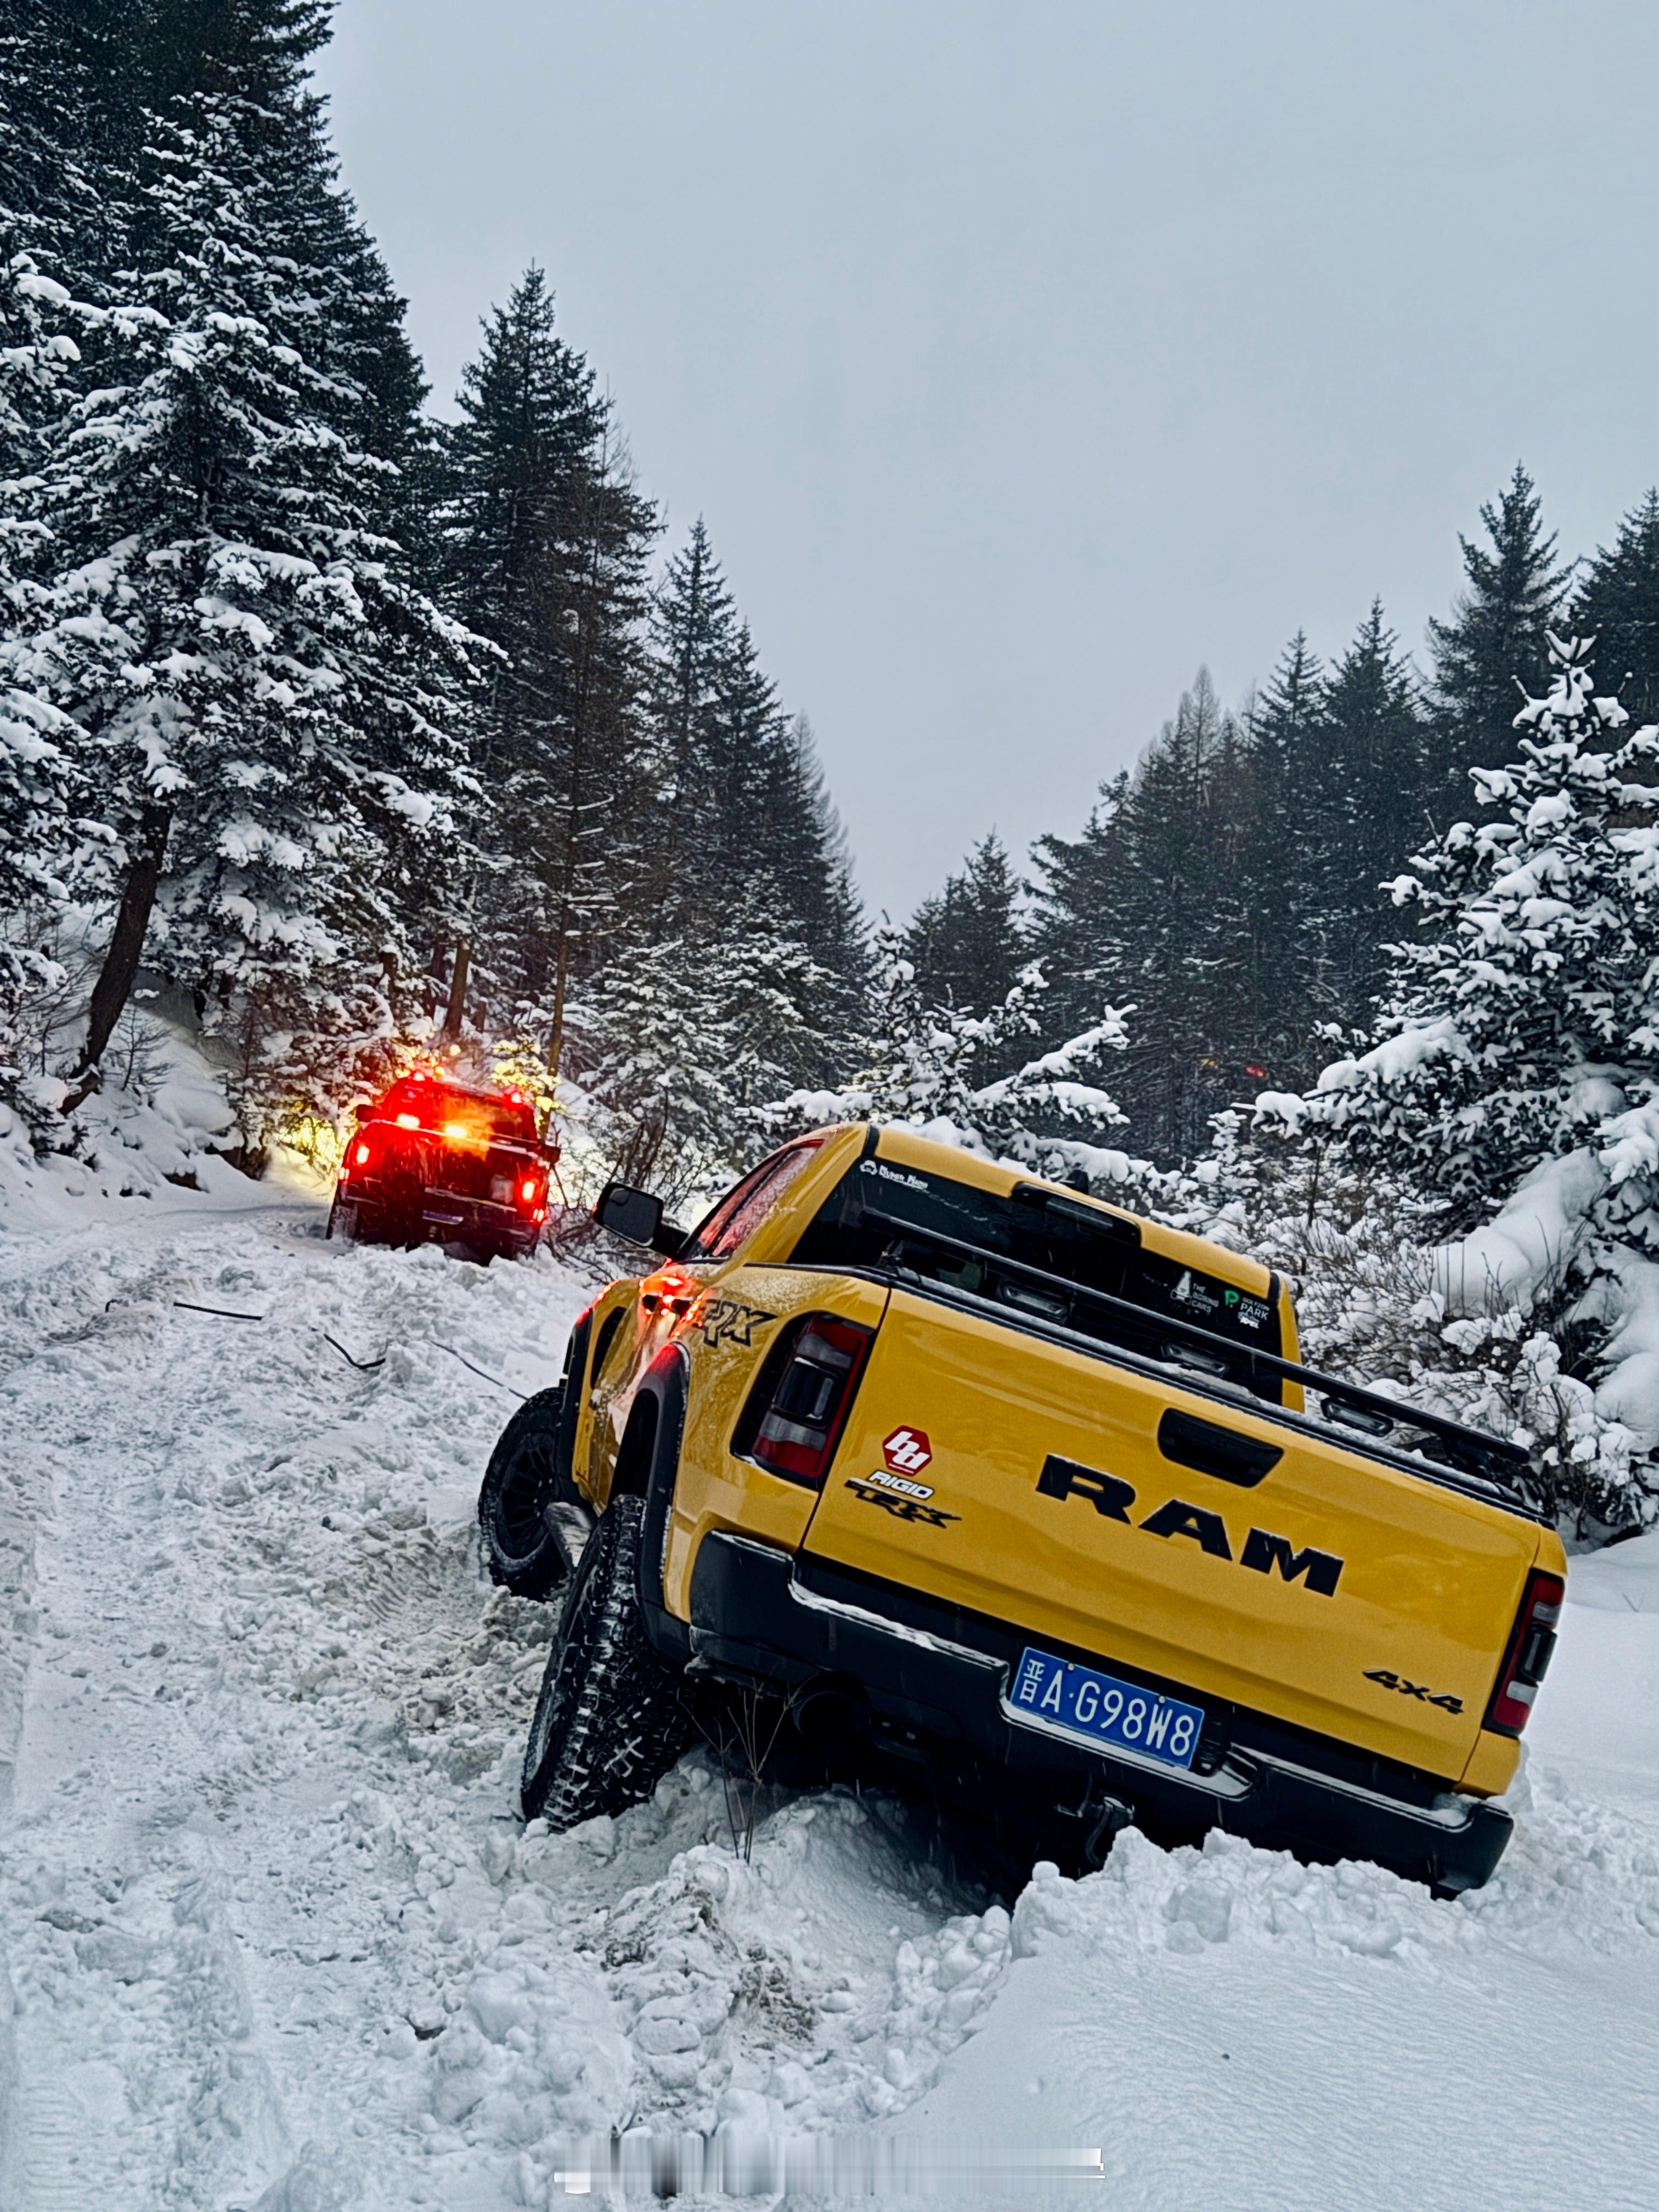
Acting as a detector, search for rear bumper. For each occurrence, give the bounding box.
[683,1531,1514,1894]
[340,1181,538,1249]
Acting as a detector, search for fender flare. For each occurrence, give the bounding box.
[551,1308,594,1491]
[612,1341,692,1666]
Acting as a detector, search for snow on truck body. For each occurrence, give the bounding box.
[507,1122,1565,1893]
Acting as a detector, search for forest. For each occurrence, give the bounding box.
[5,1,1659,1533]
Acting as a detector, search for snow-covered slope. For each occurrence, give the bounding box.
[1,1153,1657,2209]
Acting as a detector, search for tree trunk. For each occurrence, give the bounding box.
[72,801,173,1088]
[441,938,471,1041]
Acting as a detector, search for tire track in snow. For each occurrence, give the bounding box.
[0,1194,1017,2206]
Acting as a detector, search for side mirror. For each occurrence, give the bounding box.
[594,1181,687,1256]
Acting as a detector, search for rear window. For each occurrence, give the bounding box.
[788,1150,1282,1391]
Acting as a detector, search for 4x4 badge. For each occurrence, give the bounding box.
[1364,1668,1463,1714]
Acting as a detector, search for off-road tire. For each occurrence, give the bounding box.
[478,1389,590,1599]
[520,1494,691,1828]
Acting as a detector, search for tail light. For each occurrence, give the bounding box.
[1485,1569,1565,1735]
[352,1140,371,1167]
[740,1316,874,1486]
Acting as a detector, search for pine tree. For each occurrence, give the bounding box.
[1428,464,1567,802]
[1,5,123,1079]
[764,928,1133,1187]
[434,267,657,1072]
[1302,601,1430,1026]
[1301,634,1659,1230]
[644,516,864,1083]
[765,712,865,988]
[1574,492,1659,731]
[2,85,478,1125]
[1235,632,1328,1089]
[1032,670,1249,1161]
[904,832,1026,1020]
[564,916,845,1206]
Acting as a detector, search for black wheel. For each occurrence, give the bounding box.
[325,1192,340,1240]
[478,1388,591,1599]
[521,1494,692,1829]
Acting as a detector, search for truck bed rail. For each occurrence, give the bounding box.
[857,1206,1531,1498]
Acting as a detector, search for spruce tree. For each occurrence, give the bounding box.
[645,516,864,1080]
[1575,492,1659,730]
[2,83,477,1124]
[435,267,656,1071]
[1302,600,1430,1026]
[765,927,1132,1187]
[1033,670,1248,1161]
[904,832,1026,1020]
[1428,464,1567,802]
[1235,632,1328,1089]
[1304,634,1659,1231]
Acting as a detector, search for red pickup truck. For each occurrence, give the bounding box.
[328,1072,555,1262]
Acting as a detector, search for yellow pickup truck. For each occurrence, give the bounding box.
[478,1122,1565,1894]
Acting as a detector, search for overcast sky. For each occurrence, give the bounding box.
[315,0,1659,918]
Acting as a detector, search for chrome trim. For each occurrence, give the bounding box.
[787,1571,1001,1672]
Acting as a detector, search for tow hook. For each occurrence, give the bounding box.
[1084,1793,1132,1866]
[1059,1775,1133,1866]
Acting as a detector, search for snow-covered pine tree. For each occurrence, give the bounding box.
[1032,670,1250,1161]
[755,711,866,1019]
[1575,491,1659,732]
[648,520,861,978]
[1295,634,1659,1232]
[903,831,1026,1025]
[764,928,1135,1187]
[2,84,479,1135]
[559,916,845,1208]
[1234,631,1328,1091]
[1428,465,1567,805]
[0,3,119,1093]
[1300,600,1431,1027]
[434,267,657,1072]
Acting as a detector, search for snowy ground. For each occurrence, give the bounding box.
[1,1133,1658,2209]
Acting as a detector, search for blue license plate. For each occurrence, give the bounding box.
[1006,1647,1204,1771]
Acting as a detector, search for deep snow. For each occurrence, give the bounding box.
[1,1131,1657,2209]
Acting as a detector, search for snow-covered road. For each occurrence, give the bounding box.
[1,1159,1657,2210]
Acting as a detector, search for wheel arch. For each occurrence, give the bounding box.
[611,1342,691,1664]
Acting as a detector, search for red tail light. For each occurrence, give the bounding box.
[1485,1569,1565,1735]
[353,1140,371,1167]
[744,1317,873,1486]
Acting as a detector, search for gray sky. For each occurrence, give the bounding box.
[316,0,1659,919]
